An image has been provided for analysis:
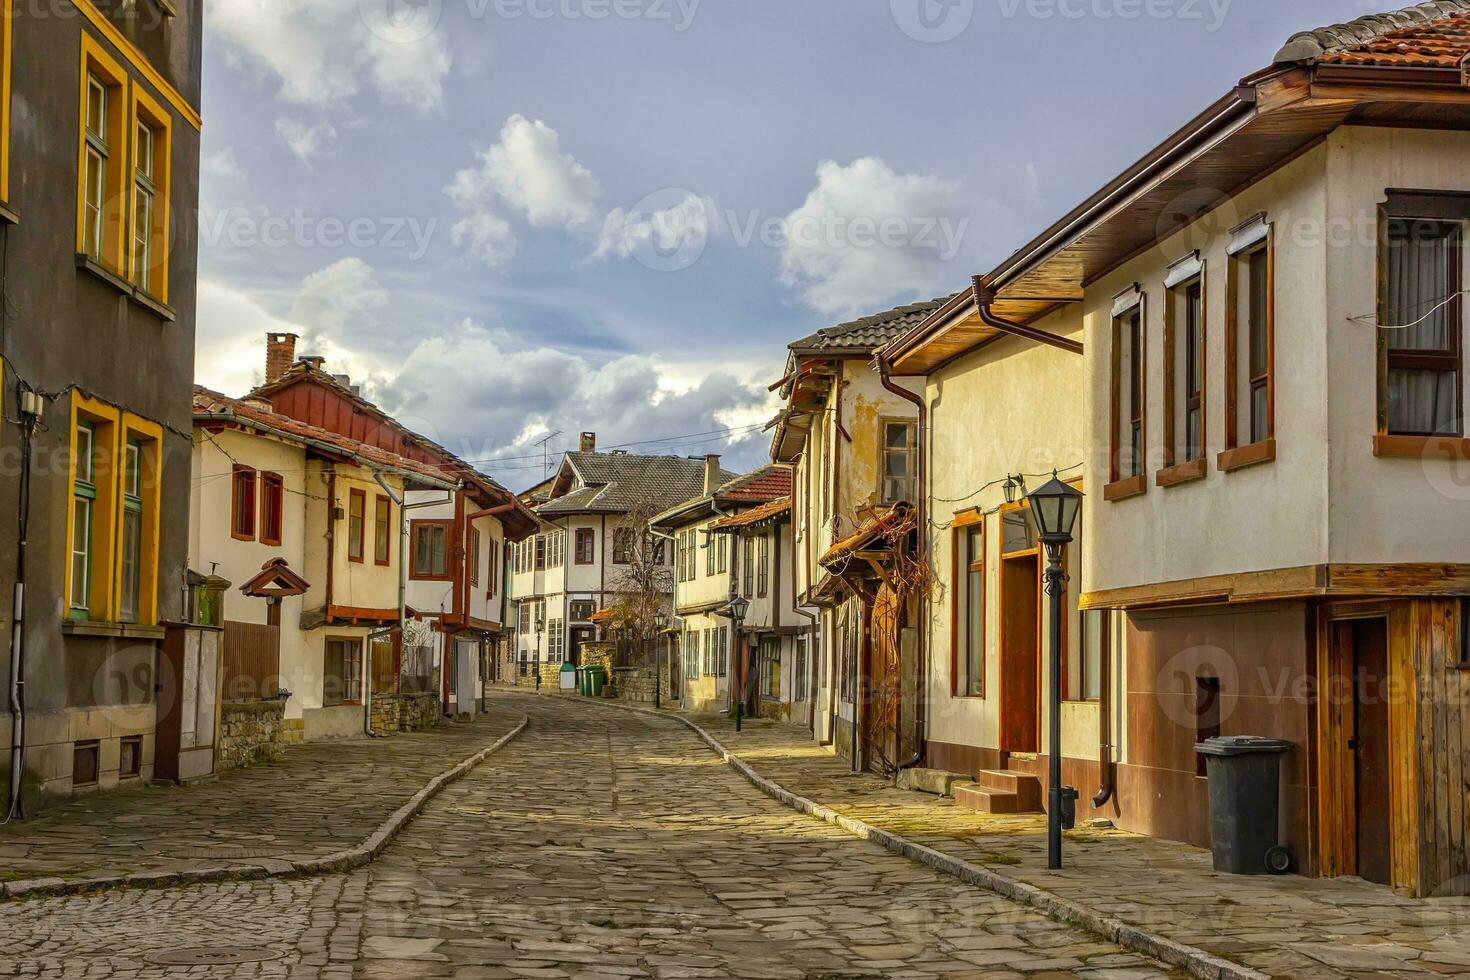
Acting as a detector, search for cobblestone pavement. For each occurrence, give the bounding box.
[0,710,522,884]
[0,693,1180,978]
[663,705,1470,980]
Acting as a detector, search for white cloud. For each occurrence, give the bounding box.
[595,192,713,264]
[275,118,338,165]
[288,257,391,350]
[209,0,451,112]
[778,158,969,316]
[447,115,601,229]
[451,212,518,268]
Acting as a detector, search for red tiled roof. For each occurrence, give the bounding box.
[710,496,791,531]
[193,386,454,486]
[718,464,793,502]
[1278,3,1470,68]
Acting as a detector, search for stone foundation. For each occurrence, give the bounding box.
[216,699,288,772]
[397,692,442,732]
[370,694,401,735]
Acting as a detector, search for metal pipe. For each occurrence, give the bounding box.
[1092,608,1116,809]
[7,403,37,821]
[877,357,929,772]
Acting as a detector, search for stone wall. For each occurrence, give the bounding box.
[397,692,441,732]
[216,700,288,772]
[615,665,658,704]
[370,694,401,735]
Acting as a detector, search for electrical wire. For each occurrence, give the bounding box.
[1348,288,1470,331]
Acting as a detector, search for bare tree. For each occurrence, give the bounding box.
[604,499,674,640]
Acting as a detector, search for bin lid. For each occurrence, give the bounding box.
[559,663,577,673]
[1194,736,1295,757]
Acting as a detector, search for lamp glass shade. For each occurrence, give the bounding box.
[1026,476,1083,542]
[1002,476,1019,505]
[654,611,667,630]
[729,595,750,622]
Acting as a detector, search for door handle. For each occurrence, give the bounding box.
[1347,738,1358,751]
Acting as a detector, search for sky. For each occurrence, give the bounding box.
[194,0,1384,489]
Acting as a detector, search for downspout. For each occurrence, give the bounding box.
[1092,609,1116,809]
[7,395,38,821]
[877,356,929,773]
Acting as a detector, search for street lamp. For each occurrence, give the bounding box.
[728,594,750,732]
[654,610,668,709]
[535,613,546,692]
[1027,472,1084,871]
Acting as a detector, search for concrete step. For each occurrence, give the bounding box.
[1003,752,1041,776]
[975,769,1042,812]
[953,782,1026,814]
[895,768,962,797]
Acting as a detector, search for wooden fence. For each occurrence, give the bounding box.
[222,620,281,702]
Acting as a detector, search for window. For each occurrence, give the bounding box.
[647,534,667,565]
[1196,676,1222,776]
[119,440,142,623]
[411,521,450,579]
[716,533,728,574]
[880,420,917,504]
[1000,505,1037,556]
[1225,215,1274,454]
[762,640,780,699]
[373,494,390,565]
[794,638,808,702]
[0,0,12,204]
[486,539,498,597]
[70,421,98,617]
[324,638,364,705]
[119,735,142,779]
[469,527,482,587]
[743,533,754,598]
[614,527,634,565]
[705,530,716,576]
[575,528,595,564]
[1073,609,1107,703]
[953,520,984,697]
[1109,292,1147,489]
[1166,265,1206,467]
[347,488,366,563]
[717,626,729,678]
[73,741,100,787]
[253,472,283,547]
[570,600,596,622]
[231,465,256,541]
[685,630,700,679]
[756,533,769,598]
[839,613,854,703]
[535,535,546,570]
[1381,196,1466,437]
[78,38,127,272]
[128,93,170,299]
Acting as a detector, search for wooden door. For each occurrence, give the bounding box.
[999,554,1041,754]
[1353,619,1393,885]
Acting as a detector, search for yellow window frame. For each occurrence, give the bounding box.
[128,85,171,302]
[67,394,121,622]
[77,33,129,273]
[1,0,13,203]
[116,414,163,625]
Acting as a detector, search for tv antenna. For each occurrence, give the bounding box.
[535,430,563,476]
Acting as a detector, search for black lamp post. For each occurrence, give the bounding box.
[654,610,668,709]
[728,594,750,731]
[535,613,545,692]
[1026,472,1083,871]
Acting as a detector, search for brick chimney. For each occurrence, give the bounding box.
[580,432,597,453]
[704,454,722,494]
[265,332,298,383]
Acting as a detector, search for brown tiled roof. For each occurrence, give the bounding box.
[710,496,791,531]
[788,298,956,356]
[1276,2,1470,67]
[537,453,741,516]
[717,465,793,502]
[193,386,454,487]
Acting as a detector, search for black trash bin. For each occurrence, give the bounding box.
[1194,736,1295,875]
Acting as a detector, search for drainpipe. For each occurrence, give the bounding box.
[1092,609,1116,808]
[7,393,39,821]
[877,356,929,773]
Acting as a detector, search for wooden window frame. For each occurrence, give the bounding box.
[1376,193,1468,446]
[230,465,257,542]
[613,527,634,566]
[950,510,985,699]
[259,472,284,547]
[879,417,918,506]
[77,35,129,274]
[534,534,545,570]
[128,85,171,302]
[1160,265,1208,488]
[756,532,769,598]
[347,488,366,564]
[1221,226,1277,472]
[1107,294,1149,501]
[574,527,595,565]
[469,526,482,588]
[323,636,364,706]
[486,538,498,598]
[410,520,453,581]
[373,494,391,566]
[0,0,13,207]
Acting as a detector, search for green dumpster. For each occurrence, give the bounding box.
[585,665,607,697]
[575,666,589,696]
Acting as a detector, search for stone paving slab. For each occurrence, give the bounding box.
[636,701,1470,980]
[0,704,524,888]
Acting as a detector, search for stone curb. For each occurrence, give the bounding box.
[519,691,1266,980]
[1,711,530,903]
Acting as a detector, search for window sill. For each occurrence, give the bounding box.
[1156,457,1208,488]
[76,253,133,295]
[1218,438,1276,472]
[1373,433,1470,461]
[129,288,176,322]
[410,574,454,583]
[1103,475,1148,502]
[0,200,17,225]
[62,620,166,640]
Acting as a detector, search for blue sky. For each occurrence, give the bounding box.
[195,0,1382,488]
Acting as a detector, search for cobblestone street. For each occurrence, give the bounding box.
[0,695,1176,978]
